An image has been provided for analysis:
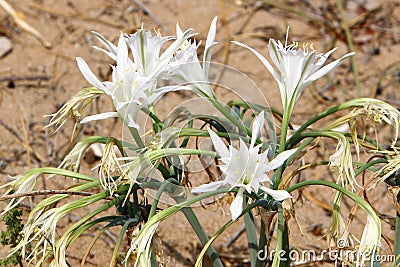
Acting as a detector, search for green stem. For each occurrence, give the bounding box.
[148,179,174,220]
[271,203,284,267]
[289,98,380,140]
[129,127,145,149]
[394,192,400,266]
[354,159,387,177]
[272,137,314,188]
[287,180,375,214]
[255,219,267,267]
[110,218,137,267]
[279,109,291,153]
[177,198,224,267]
[273,108,292,190]
[194,199,273,267]
[244,208,258,267]
[280,221,290,267]
[209,97,252,136]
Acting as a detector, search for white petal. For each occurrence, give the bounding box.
[164,28,194,57]
[266,148,297,170]
[314,48,337,67]
[175,23,184,38]
[76,57,106,90]
[250,111,265,148]
[80,112,119,124]
[260,186,292,201]
[232,41,281,84]
[191,181,225,193]
[230,187,245,221]
[207,128,229,158]
[116,33,128,70]
[92,46,117,61]
[92,31,117,54]
[203,17,218,76]
[305,52,355,83]
[92,31,117,61]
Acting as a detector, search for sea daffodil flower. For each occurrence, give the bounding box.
[76,27,194,129]
[232,30,355,116]
[358,214,381,267]
[192,111,295,220]
[165,17,218,99]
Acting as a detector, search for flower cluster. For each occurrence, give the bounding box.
[2,15,390,267]
[192,111,295,220]
[77,18,218,129]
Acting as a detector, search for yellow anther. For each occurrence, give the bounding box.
[310,43,314,50]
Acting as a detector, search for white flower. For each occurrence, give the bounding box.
[77,27,194,129]
[125,222,160,267]
[192,111,295,220]
[1,172,39,215]
[233,29,355,115]
[125,28,173,77]
[329,135,356,189]
[357,214,381,267]
[165,17,218,99]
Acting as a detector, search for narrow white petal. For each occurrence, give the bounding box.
[266,148,297,170]
[232,41,281,84]
[314,48,337,67]
[76,57,106,90]
[80,112,119,124]
[260,186,292,201]
[164,28,194,57]
[175,23,184,38]
[203,17,218,76]
[116,33,128,69]
[305,52,355,83]
[92,31,117,54]
[207,128,229,158]
[230,187,245,221]
[92,31,117,60]
[250,111,265,148]
[191,181,225,193]
[92,46,117,61]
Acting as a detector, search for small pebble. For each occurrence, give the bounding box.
[0,36,13,58]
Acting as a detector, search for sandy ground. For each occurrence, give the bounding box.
[0,0,399,266]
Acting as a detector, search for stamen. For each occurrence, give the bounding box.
[285,26,290,47]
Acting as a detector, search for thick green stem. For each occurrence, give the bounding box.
[273,108,292,190]
[209,97,252,136]
[255,219,267,267]
[271,203,284,267]
[174,195,224,267]
[279,108,291,153]
[244,209,258,267]
[148,179,175,220]
[280,221,290,267]
[129,127,145,149]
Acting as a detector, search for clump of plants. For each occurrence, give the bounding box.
[1,17,400,267]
